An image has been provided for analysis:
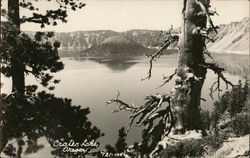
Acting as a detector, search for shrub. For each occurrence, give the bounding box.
[211,81,248,130]
[228,113,249,136]
[201,135,225,150]
[158,134,227,158]
[159,139,206,158]
[200,110,211,131]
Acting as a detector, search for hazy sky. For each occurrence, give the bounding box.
[2,0,249,32]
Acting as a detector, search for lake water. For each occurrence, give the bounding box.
[1,54,244,156]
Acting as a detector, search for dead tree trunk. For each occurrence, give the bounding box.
[107,0,232,155]
[106,1,235,157]
[171,0,210,134]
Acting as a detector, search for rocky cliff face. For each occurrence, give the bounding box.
[52,29,179,52]
[25,18,249,55]
[122,29,180,49]
[54,30,120,51]
[207,17,249,54]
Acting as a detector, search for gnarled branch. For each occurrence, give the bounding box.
[202,63,234,99]
[142,26,179,80]
[106,92,173,137]
[158,69,177,88]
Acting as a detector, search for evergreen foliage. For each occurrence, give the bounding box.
[1,21,63,90]
[0,1,104,157]
[158,134,226,158]
[158,81,249,158]
[99,127,127,158]
[115,127,127,153]
[2,87,104,157]
[211,80,249,136]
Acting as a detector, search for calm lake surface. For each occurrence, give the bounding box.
[1,54,244,155]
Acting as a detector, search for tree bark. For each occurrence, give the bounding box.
[172,0,209,134]
[8,0,25,96]
[0,97,4,153]
[0,0,24,153]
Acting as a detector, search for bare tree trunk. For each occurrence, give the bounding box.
[172,0,209,134]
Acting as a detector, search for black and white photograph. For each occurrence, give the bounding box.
[0,0,249,157]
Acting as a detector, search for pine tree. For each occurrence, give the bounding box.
[1,1,104,156]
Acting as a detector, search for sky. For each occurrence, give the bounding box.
[1,0,249,32]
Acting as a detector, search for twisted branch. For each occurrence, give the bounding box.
[202,63,234,99]
[142,26,179,80]
[106,93,173,137]
[158,69,177,88]
[106,91,137,113]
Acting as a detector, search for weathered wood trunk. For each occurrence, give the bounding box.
[172,0,209,134]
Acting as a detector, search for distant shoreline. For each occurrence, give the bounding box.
[209,50,249,55]
[58,50,249,58]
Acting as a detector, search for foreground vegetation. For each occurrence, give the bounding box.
[103,81,249,158]
[157,81,249,158]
